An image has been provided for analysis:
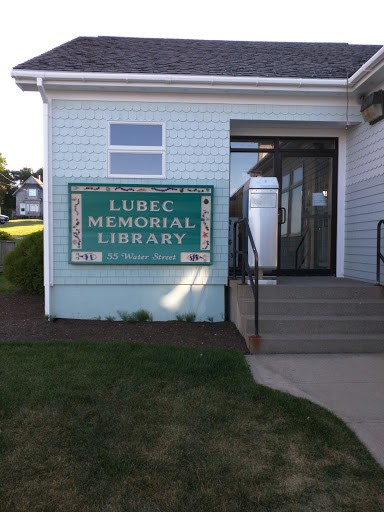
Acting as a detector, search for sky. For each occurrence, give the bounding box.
[1,0,383,172]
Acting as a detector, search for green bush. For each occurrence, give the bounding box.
[3,230,44,294]
[0,231,15,241]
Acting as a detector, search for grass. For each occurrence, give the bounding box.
[0,219,43,237]
[0,274,15,292]
[176,312,197,322]
[117,309,153,322]
[0,341,383,512]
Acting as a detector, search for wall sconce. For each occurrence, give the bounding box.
[360,90,384,125]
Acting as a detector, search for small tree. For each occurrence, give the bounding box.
[10,167,43,185]
[0,153,14,210]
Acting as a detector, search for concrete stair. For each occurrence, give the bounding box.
[229,277,384,353]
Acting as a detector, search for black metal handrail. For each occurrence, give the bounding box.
[376,220,384,285]
[232,218,259,336]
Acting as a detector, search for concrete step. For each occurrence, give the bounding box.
[229,278,384,354]
[243,314,384,335]
[235,282,384,301]
[247,334,384,354]
[239,298,384,316]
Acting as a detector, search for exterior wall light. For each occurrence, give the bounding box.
[360,90,384,125]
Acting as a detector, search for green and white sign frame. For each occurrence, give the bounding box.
[69,184,213,265]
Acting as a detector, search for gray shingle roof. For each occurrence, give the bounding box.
[13,36,382,79]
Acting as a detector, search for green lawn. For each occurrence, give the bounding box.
[0,219,43,237]
[0,342,383,511]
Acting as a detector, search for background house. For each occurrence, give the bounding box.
[13,175,43,218]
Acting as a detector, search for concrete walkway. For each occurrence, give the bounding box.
[246,354,384,468]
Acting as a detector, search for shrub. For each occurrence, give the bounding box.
[0,231,15,241]
[3,230,44,294]
[117,310,131,322]
[133,309,153,322]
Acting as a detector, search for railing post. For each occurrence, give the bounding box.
[231,218,260,339]
[241,225,246,284]
[232,221,237,280]
[377,220,384,285]
[254,239,259,336]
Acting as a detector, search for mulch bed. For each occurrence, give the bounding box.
[0,291,248,353]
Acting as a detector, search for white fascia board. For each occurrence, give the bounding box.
[11,69,349,96]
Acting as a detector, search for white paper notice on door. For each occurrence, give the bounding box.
[312,193,327,207]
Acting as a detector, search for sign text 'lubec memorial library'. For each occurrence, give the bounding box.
[69,184,213,265]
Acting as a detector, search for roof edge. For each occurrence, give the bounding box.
[11,45,384,97]
[11,69,349,94]
[348,46,384,94]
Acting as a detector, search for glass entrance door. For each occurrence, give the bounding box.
[279,156,334,273]
[229,137,338,275]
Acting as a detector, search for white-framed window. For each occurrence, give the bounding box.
[107,122,166,178]
[28,188,37,197]
[28,204,40,213]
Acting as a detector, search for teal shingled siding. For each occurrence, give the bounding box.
[51,99,361,288]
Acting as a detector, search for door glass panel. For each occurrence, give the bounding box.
[280,156,332,271]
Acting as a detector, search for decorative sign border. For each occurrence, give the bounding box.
[69,184,213,265]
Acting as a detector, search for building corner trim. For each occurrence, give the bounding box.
[38,79,53,316]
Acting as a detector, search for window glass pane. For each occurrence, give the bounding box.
[110,124,163,147]
[230,152,274,196]
[110,153,163,175]
[290,186,302,235]
[293,166,303,184]
[231,139,274,150]
[28,188,37,197]
[279,139,336,150]
[282,174,290,190]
